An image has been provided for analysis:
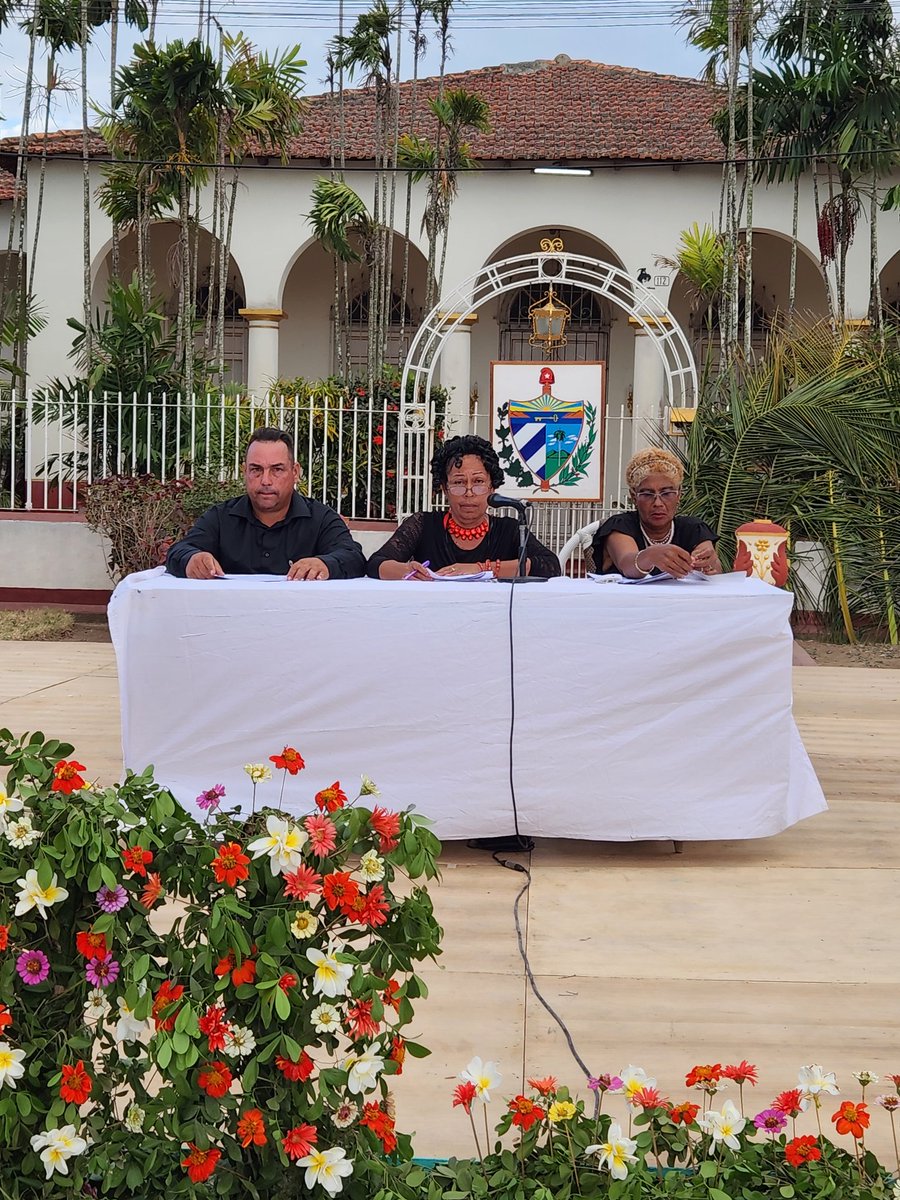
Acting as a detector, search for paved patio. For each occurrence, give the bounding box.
[1,641,899,1160]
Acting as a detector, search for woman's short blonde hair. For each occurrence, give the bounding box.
[625,447,684,491]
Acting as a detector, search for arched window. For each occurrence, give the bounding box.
[500,283,609,362]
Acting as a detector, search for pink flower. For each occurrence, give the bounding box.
[303,814,337,857]
[86,956,120,988]
[197,784,226,811]
[96,885,128,913]
[589,1074,623,1093]
[16,949,50,985]
[754,1108,788,1135]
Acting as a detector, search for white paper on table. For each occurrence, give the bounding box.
[618,570,711,585]
[426,569,494,582]
[586,572,624,584]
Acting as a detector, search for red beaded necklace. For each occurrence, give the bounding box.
[444,512,489,542]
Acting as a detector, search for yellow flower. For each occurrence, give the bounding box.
[548,1100,577,1123]
[291,910,319,940]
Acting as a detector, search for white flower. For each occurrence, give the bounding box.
[459,1056,503,1103]
[0,1042,26,1089]
[853,1070,879,1087]
[297,1146,354,1196]
[83,988,111,1023]
[331,1101,358,1129]
[114,997,150,1044]
[0,789,24,830]
[5,814,41,848]
[223,1025,257,1057]
[123,1104,145,1132]
[307,947,353,998]
[14,868,68,918]
[247,814,307,876]
[586,1122,638,1180]
[30,1125,87,1179]
[357,850,385,882]
[291,910,320,940]
[799,1064,839,1098]
[311,1004,341,1034]
[345,1048,385,1095]
[698,1099,746,1151]
[359,775,380,797]
[618,1065,656,1104]
[244,763,272,784]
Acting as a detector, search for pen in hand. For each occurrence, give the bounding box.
[403,559,430,580]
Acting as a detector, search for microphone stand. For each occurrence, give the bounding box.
[498,504,547,583]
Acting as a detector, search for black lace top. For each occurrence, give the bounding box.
[366,511,561,578]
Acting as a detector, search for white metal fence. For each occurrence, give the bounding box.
[0,390,642,554]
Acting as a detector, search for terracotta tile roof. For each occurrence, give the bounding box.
[0,168,18,201]
[0,57,723,169]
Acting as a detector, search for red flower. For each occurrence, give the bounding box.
[633,1085,668,1109]
[214,951,235,978]
[315,782,348,813]
[383,979,401,1012]
[0,1004,11,1032]
[282,1123,318,1160]
[527,1076,558,1097]
[685,1064,722,1088]
[669,1102,700,1125]
[198,1003,230,1052]
[785,1136,821,1167]
[390,1036,406,1075]
[453,1081,477,1113]
[832,1101,870,1139]
[773,1089,806,1117]
[0,925,8,951]
[323,871,359,911]
[360,1103,397,1152]
[198,1061,233,1098]
[723,1060,758,1086]
[52,760,86,793]
[278,972,298,993]
[237,1108,267,1148]
[121,846,153,877]
[60,1061,93,1106]
[369,806,401,852]
[346,1000,380,1040]
[359,884,390,927]
[304,814,338,857]
[232,958,257,987]
[139,872,164,909]
[509,1095,545,1130]
[75,930,108,961]
[886,1074,900,1089]
[284,865,323,900]
[270,747,305,775]
[152,980,185,1031]
[212,843,250,888]
[277,1051,315,1082]
[182,1145,221,1183]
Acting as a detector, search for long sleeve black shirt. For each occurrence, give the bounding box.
[166,493,367,579]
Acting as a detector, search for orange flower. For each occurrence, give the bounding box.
[369,806,401,852]
[633,1085,668,1110]
[669,1102,700,1125]
[383,979,401,1012]
[527,1076,558,1097]
[723,1060,758,1086]
[121,846,154,877]
[182,1145,221,1183]
[139,872,164,909]
[322,871,359,911]
[270,747,305,775]
[75,930,108,961]
[345,1000,379,1040]
[198,1003,230,1052]
[453,1081,477,1113]
[0,925,8,951]
[60,1061,93,1106]
[283,865,322,901]
[232,958,257,987]
[360,1103,397,1153]
[212,843,250,888]
[0,1004,11,1032]
[685,1063,722,1089]
[773,1089,806,1117]
[315,781,348,813]
[390,1035,406,1074]
[276,1051,315,1082]
[785,1135,821,1167]
[152,981,185,1031]
[508,1095,545,1130]
[237,1108,267,1148]
[282,1123,317,1160]
[832,1101,870,1139]
[198,1061,233,1098]
[52,760,86,793]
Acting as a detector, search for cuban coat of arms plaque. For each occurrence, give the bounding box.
[491,361,605,500]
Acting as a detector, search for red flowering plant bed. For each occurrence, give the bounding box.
[0,729,442,1198]
[430,1060,899,1200]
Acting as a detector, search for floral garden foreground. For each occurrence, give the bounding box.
[1,721,899,1197]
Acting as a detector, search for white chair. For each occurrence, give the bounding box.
[558,520,600,575]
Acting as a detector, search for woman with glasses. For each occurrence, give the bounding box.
[590,447,721,578]
[367,434,560,579]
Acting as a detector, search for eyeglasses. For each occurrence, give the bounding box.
[446,482,490,496]
[635,487,680,502]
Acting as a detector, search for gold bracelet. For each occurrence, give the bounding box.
[634,549,651,576]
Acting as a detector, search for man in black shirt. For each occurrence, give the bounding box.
[166,428,367,580]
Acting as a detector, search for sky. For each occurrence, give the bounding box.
[0,0,709,138]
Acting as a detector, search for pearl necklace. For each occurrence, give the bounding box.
[640,521,674,546]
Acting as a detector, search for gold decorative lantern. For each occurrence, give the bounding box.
[734,518,790,587]
[528,286,571,355]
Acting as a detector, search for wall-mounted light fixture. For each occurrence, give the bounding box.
[533,162,593,177]
[637,268,652,284]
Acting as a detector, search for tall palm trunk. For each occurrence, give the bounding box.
[382,7,404,368]
[742,10,754,358]
[110,0,121,282]
[788,174,800,325]
[179,174,194,398]
[869,182,884,343]
[80,0,93,365]
[399,2,425,349]
[724,0,740,363]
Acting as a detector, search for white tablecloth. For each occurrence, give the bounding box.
[108,570,826,841]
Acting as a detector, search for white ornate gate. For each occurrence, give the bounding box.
[399,252,697,518]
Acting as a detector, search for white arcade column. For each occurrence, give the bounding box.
[628,315,668,451]
[437,312,478,437]
[239,307,286,398]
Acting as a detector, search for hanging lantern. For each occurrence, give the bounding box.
[734,519,789,587]
[528,286,570,355]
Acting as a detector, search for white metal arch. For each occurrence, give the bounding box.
[399,252,697,516]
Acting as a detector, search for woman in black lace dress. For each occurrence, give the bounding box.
[366,435,560,579]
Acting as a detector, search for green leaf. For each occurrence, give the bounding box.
[133,953,150,981]
[699,1161,718,1179]
[274,986,291,1020]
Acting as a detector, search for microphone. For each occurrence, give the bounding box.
[488,493,531,513]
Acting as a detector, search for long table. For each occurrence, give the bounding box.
[108,571,826,842]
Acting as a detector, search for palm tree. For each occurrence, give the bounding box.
[656,223,726,382]
[398,0,429,349]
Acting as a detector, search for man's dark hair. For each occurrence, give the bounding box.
[246,427,295,460]
[431,434,504,493]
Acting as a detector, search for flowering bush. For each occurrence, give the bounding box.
[0,728,442,1197]
[434,1059,899,1200]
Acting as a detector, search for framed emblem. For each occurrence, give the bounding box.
[491,361,605,500]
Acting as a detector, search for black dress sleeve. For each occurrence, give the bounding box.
[589,512,640,575]
[166,505,222,577]
[524,531,561,578]
[366,513,428,578]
